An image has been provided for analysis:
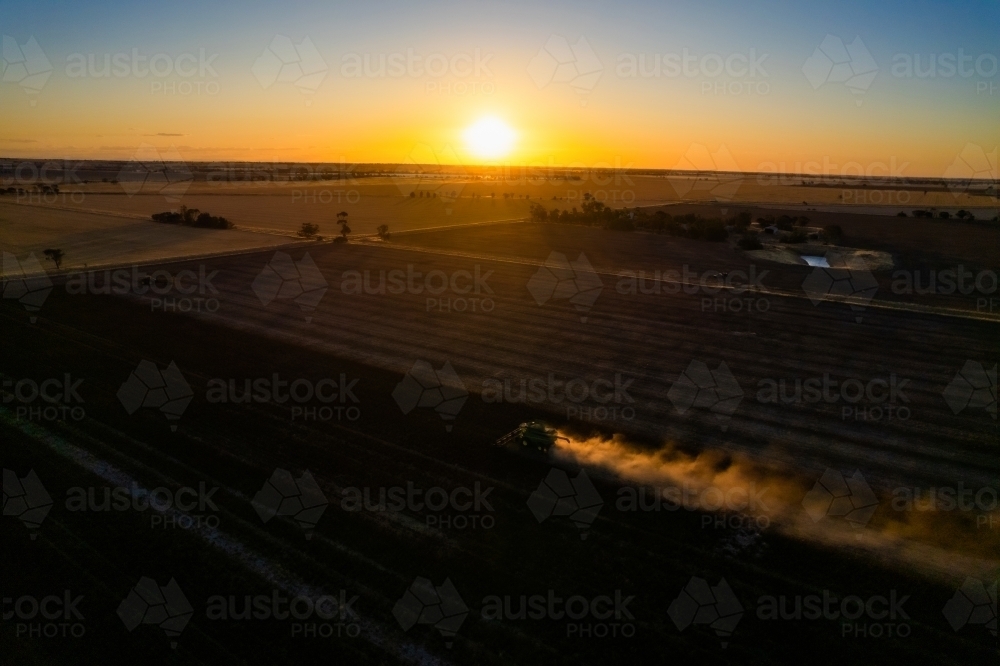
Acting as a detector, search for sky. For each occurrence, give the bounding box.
[1,0,997,177]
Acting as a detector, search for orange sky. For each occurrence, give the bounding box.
[2,2,997,178]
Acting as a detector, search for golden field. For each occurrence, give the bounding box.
[2,173,994,274]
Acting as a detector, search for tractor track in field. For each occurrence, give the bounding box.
[2,408,454,666]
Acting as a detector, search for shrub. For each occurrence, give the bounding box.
[604,216,634,232]
[780,230,808,244]
[729,211,752,231]
[43,248,65,269]
[701,220,728,242]
[151,211,183,224]
[529,203,548,222]
[192,212,232,229]
[638,210,670,234]
[737,232,763,250]
[822,225,843,242]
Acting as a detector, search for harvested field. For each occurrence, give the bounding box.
[3,190,533,238]
[0,202,294,272]
[5,173,995,244]
[143,226,999,491]
[3,215,997,666]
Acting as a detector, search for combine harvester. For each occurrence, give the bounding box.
[495,421,568,456]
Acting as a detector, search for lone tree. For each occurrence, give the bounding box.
[43,248,64,269]
[376,224,391,241]
[335,211,351,244]
[822,225,844,243]
[298,222,320,239]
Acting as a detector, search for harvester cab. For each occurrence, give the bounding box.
[495,421,568,454]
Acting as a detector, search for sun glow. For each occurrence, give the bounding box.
[463,116,516,160]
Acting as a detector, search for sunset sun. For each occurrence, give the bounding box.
[463,116,516,160]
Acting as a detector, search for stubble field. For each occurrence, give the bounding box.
[3,218,997,665]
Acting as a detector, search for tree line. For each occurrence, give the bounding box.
[529,194,729,240]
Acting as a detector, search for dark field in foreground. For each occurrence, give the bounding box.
[2,221,997,665]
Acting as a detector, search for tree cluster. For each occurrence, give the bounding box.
[298,222,320,239]
[909,209,974,220]
[529,195,734,241]
[151,206,232,229]
[1,184,60,196]
[753,214,810,231]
